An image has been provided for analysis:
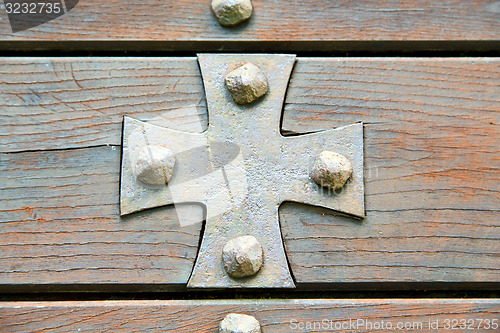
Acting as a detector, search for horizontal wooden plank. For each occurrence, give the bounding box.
[0,58,207,153]
[281,58,500,283]
[0,0,499,46]
[1,299,499,332]
[0,147,202,286]
[2,58,499,152]
[282,205,500,284]
[0,57,498,288]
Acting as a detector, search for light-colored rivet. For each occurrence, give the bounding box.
[225,62,268,105]
[133,145,175,185]
[211,0,253,27]
[222,235,263,278]
[311,151,353,191]
[219,313,261,333]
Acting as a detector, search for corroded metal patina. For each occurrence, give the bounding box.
[120,54,365,288]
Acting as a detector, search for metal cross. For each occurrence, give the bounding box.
[120,54,364,288]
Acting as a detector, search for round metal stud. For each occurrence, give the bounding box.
[225,62,268,105]
[211,0,253,27]
[222,235,263,278]
[219,313,261,333]
[133,145,176,185]
[311,151,353,191]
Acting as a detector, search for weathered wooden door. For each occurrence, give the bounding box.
[0,1,499,331]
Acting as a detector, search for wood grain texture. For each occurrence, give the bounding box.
[0,299,499,332]
[281,58,500,283]
[0,57,498,288]
[0,58,207,153]
[0,146,202,285]
[0,0,499,43]
[0,58,205,288]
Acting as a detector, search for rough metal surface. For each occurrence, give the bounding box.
[211,0,253,27]
[119,54,365,288]
[222,236,263,278]
[311,151,353,191]
[225,62,268,105]
[219,313,261,333]
[133,145,176,185]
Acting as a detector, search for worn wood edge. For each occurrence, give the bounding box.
[0,283,190,293]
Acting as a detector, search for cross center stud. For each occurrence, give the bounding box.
[120,54,364,288]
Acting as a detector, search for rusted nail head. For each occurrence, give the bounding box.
[225,62,268,105]
[219,313,261,333]
[212,0,253,27]
[311,151,352,191]
[133,145,175,185]
[222,235,263,278]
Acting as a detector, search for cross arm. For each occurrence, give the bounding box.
[120,117,211,215]
[279,123,365,218]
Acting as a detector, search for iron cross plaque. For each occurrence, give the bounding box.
[120,54,365,288]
